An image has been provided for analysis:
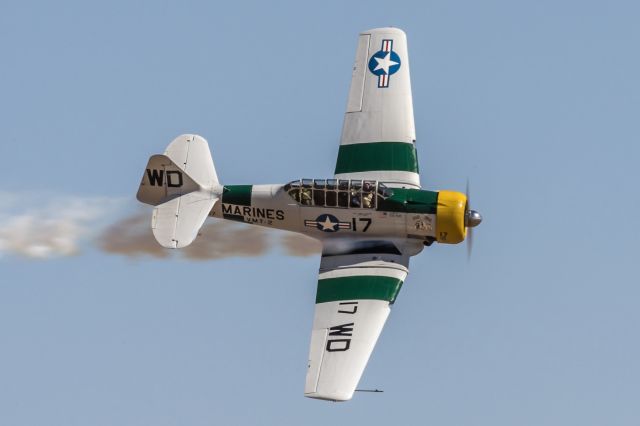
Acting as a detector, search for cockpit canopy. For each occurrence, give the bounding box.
[283,179,393,208]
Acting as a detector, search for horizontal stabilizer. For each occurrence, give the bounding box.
[151,190,217,249]
[136,134,220,249]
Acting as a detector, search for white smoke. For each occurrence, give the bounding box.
[0,194,124,259]
[0,193,321,260]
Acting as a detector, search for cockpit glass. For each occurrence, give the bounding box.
[377,183,394,198]
[285,179,302,203]
[363,180,375,193]
[283,179,300,192]
[286,179,379,208]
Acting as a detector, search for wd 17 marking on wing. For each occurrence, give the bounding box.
[325,301,359,352]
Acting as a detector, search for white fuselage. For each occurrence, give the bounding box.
[210,182,437,256]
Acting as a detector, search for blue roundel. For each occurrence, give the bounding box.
[315,214,340,232]
[367,50,401,76]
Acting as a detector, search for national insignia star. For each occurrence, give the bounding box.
[320,216,337,231]
[373,52,399,75]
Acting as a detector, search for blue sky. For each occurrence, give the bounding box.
[1,0,639,424]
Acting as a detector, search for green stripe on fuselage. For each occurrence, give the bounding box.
[377,188,438,214]
[222,185,253,206]
[222,185,253,221]
[316,275,404,304]
[335,142,419,174]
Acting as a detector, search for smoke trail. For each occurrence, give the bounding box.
[1,193,321,260]
[99,211,321,260]
[183,220,270,260]
[97,212,169,258]
[280,232,322,257]
[0,195,123,259]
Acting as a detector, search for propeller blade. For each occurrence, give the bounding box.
[466,178,473,261]
[466,177,470,201]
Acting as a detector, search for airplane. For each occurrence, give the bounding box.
[136,27,482,402]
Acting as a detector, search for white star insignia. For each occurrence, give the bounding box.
[320,216,337,231]
[373,52,398,75]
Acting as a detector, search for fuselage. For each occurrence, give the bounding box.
[210,179,452,249]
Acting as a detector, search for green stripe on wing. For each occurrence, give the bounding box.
[316,275,404,304]
[334,142,419,174]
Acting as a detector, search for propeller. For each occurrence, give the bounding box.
[464,178,482,260]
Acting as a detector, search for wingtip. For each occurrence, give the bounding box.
[361,27,406,37]
[304,391,353,402]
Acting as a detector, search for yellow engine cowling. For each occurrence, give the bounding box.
[435,190,467,244]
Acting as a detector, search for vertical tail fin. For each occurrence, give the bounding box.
[136,134,220,248]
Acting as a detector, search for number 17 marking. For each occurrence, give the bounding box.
[352,218,372,232]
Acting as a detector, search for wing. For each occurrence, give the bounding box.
[335,28,420,189]
[304,243,410,401]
